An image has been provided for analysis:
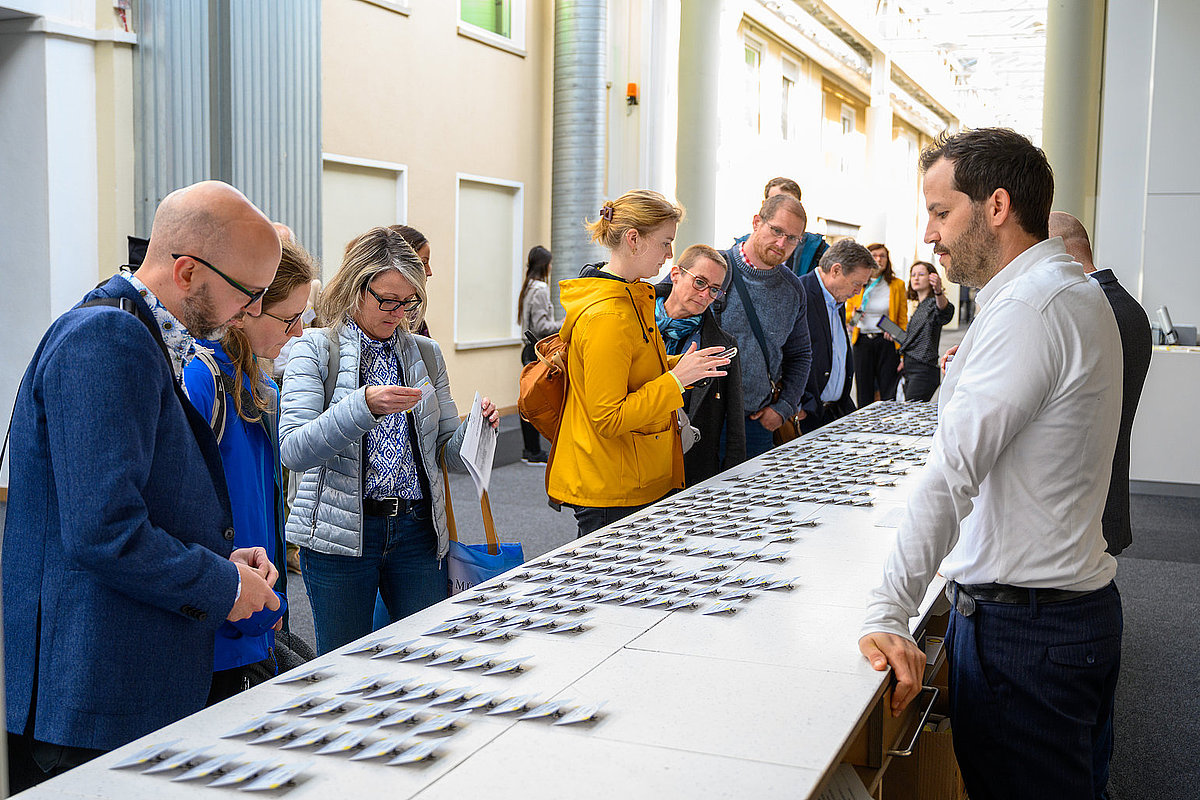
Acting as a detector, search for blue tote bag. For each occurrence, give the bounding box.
[440,456,524,595]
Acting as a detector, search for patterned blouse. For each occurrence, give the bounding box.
[349,319,423,500]
[899,295,955,366]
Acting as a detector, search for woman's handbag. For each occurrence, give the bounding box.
[440,455,524,595]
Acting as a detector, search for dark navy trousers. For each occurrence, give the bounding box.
[946,582,1122,800]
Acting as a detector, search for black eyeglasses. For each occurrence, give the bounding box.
[678,266,725,300]
[261,309,304,332]
[172,253,267,308]
[366,285,422,314]
[763,223,802,247]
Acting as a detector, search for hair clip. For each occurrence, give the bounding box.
[599,204,614,221]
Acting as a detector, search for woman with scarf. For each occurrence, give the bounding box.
[654,244,745,485]
[547,190,731,537]
[844,242,907,406]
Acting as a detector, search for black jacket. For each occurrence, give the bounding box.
[797,270,855,433]
[653,282,746,484]
[1091,268,1152,555]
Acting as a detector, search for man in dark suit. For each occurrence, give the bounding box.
[1049,211,1152,555]
[4,181,284,791]
[797,240,874,433]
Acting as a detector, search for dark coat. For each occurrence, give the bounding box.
[3,276,239,751]
[1091,268,1152,555]
[654,282,746,484]
[798,270,855,433]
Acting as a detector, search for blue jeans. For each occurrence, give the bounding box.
[946,582,1122,800]
[743,414,775,459]
[299,502,447,655]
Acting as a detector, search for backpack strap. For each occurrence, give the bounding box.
[321,326,340,411]
[192,349,229,445]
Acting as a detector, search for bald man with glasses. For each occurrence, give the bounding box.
[4,181,284,791]
[717,193,813,458]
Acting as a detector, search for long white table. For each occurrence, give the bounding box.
[18,402,945,799]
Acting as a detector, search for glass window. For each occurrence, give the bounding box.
[744,41,762,133]
[461,0,511,39]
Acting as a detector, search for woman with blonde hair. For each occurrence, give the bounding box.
[279,226,498,654]
[183,237,316,701]
[548,189,730,537]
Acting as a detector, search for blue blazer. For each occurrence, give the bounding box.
[3,276,240,751]
[798,270,855,432]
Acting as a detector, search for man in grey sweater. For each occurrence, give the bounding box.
[718,193,812,458]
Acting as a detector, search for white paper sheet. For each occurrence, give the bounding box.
[459,391,496,499]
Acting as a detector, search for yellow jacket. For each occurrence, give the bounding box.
[547,268,684,508]
[845,276,908,348]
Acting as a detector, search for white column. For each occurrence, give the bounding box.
[864,47,892,245]
[674,0,723,253]
[1041,0,1106,228]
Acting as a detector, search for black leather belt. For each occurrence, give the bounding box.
[364,497,424,517]
[860,332,883,339]
[948,581,1097,617]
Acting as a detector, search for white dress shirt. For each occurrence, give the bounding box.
[862,238,1123,640]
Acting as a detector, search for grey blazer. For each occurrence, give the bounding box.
[280,325,469,557]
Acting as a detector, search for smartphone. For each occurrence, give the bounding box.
[717,347,738,360]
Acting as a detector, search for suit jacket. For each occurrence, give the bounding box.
[1091,268,1152,555]
[653,283,746,484]
[3,276,239,751]
[798,270,855,433]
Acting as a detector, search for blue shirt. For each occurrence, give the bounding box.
[183,341,277,671]
[818,273,848,402]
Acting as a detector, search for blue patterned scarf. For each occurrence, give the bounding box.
[655,297,703,355]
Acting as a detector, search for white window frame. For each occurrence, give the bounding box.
[743,36,763,134]
[321,153,408,225]
[354,0,411,15]
[458,0,527,57]
[839,104,857,174]
[453,173,524,350]
[781,58,798,141]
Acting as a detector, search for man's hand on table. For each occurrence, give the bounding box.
[858,632,927,717]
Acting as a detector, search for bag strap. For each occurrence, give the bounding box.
[322,326,340,410]
[440,451,499,556]
[729,264,779,393]
[193,349,229,445]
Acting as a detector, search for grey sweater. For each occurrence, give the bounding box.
[718,245,812,418]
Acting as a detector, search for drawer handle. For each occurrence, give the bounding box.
[887,685,939,757]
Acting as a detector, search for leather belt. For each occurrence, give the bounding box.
[363,497,424,517]
[947,581,1097,617]
[860,332,883,339]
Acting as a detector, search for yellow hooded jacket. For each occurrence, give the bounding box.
[547,268,685,508]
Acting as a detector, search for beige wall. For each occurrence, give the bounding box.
[322,0,553,412]
[94,36,136,280]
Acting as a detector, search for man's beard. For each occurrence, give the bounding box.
[942,207,1000,289]
[182,283,237,340]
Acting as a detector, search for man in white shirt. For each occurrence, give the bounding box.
[858,128,1123,800]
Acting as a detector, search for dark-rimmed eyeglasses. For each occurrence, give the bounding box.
[172,253,267,308]
[763,223,802,247]
[366,285,422,314]
[678,265,726,300]
[261,308,304,332]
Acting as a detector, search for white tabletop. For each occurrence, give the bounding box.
[20,402,945,799]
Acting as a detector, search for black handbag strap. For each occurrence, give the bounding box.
[728,263,779,394]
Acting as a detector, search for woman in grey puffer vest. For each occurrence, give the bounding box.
[280,227,498,654]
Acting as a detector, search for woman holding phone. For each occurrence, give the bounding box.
[899,260,954,402]
[280,227,498,653]
[547,189,730,537]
